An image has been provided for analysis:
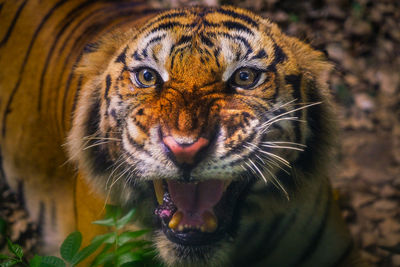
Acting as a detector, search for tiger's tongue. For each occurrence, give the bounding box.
[167,180,224,231]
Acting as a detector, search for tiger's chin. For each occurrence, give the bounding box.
[151,178,250,266]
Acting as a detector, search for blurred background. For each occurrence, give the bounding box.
[1,0,399,266]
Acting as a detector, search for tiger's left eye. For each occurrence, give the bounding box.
[135,68,160,87]
[230,67,261,89]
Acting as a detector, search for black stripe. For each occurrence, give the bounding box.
[115,46,128,65]
[16,180,25,207]
[142,34,166,57]
[295,192,332,264]
[267,43,287,72]
[220,33,253,57]
[83,42,99,53]
[285,74,303,143]
[0,149,6,182]
[285,75,302,97]
[37,202,45,235]
[220,130,258,160]
[2,0,69,137]
[139,11,186,33]
[213,48,221,67]
[216,8,258,28]
[105,74,112,102]
[203,19,220,27]
[0,0,28,46]
[222,21,254,36]
[68,74,83,125]
[85,98,114,175]
[251,49,267,59]
[176,35,192,46]
[294,81,324,174]
[132,50,142,61]
[126,131,149,153]
[148,21,196,35]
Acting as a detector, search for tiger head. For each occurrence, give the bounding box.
[68,6,334,266]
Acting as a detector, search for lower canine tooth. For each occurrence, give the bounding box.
[202,211,218,232]
[168,211,183,230]
[153,180,164,205]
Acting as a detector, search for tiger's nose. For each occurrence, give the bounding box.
[163,136,210,165]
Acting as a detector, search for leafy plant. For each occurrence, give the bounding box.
[0,206,161,267]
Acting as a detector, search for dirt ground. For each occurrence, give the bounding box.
[1,0,399,266]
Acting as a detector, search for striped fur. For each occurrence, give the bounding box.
[0,2,362,266]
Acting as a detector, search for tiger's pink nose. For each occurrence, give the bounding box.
[163,136,210,164]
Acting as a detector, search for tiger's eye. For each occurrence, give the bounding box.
[232,67,259,89]
[135,68,158,87]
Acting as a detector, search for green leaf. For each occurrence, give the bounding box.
[116,240,152,255]
[92,217,115,227]
[60,231,82,262]
[6,239,23,259]
[116,252,142,266]
[29,255,43,267]
[116,209,135,229]
[70,238,103,265]
[89,243,113,267]
[105,205,122,220]
[40,256,66,267]
[90,232,115,244]
[90,251,115,267]
[118,230,150,245]
[0,254,10,260]
[0,259,19,267]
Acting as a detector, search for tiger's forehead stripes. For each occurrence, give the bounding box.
[118,5,300,94]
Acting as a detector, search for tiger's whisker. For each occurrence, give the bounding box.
[260,144,304,152]
[265,141,306,147]
[245,142,291,168]
[261,164,289,200]
[248,159,268,184]
[82,141,113,150]
[263,102,322,126]
[82,137,121,141]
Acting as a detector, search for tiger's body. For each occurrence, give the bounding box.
[0,1,361,266]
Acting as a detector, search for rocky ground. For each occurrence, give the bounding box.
[1,0,400,266]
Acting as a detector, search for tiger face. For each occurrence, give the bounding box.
[69,6,333,266]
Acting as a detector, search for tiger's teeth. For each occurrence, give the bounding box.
[153,180,164,205]
[168,211,183,230]
[202,211,218,232]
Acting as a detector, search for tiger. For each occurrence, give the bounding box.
[0,1,363,266]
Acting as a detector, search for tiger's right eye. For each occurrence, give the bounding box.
[134,68,160,87]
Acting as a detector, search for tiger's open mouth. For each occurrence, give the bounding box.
[153,178,247,246]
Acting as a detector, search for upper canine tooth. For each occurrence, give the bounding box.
[202,211,218,232]
[153,180,164,205]
[168,211,183,230]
